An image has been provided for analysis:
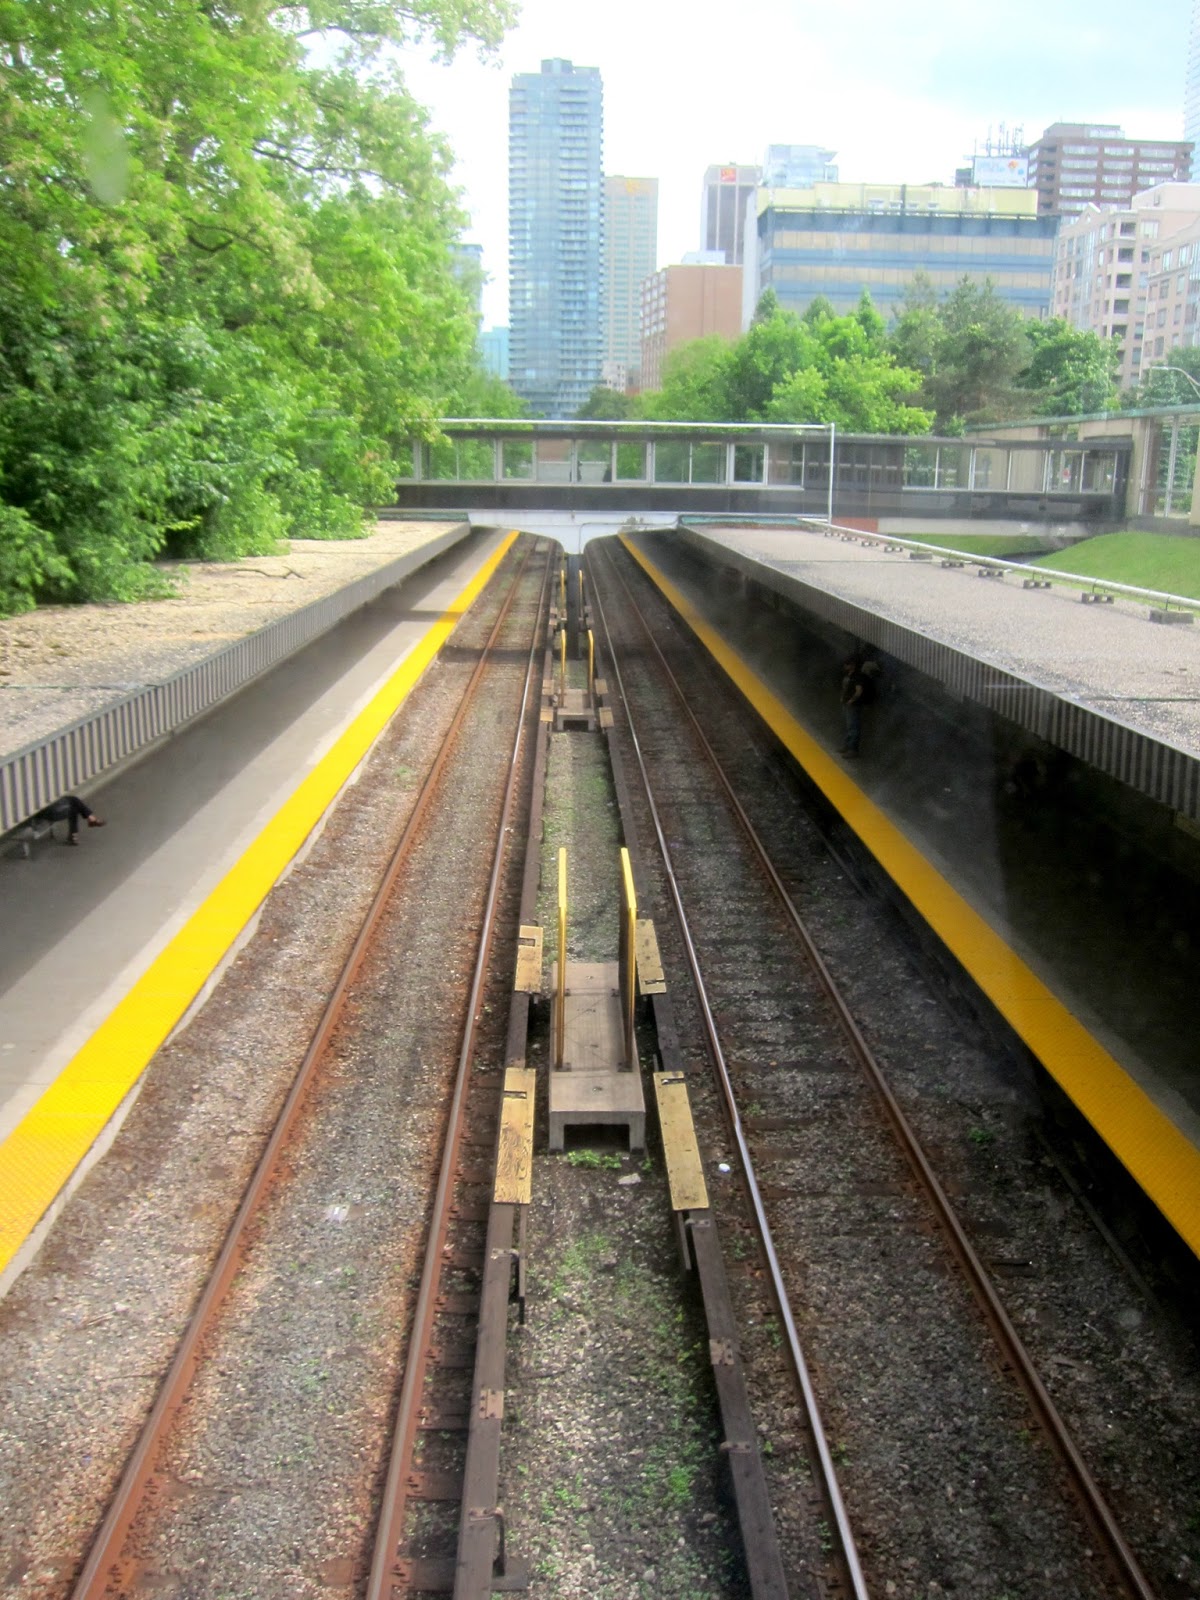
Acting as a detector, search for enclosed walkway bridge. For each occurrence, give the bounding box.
[393,420,1130,532]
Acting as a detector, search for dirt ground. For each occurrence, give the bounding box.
[0,521,454,760]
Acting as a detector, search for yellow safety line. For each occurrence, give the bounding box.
[0,531,519,1273]
[622,534,1200,1259]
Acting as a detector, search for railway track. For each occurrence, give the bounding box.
[6,530,1194,1599]
[71,540,552,1599]
[587,535,1158,1600]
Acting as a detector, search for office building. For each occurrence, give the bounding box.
[1026,123,1191,218]
[748,182,1057,322]
[1051,186,1200,387]
[639,263,743,391]
[700,164,760,265]
[508,59,604,417]
[603,175,658,391]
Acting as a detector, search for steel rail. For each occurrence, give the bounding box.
[598,540,1159,1600]
[366,545,553,1600]
[72,541,540,1600]
[586,542,871,1600]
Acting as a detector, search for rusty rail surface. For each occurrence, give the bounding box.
[72,541,546,1600]
[588,538,865,1600]
[365,546,552,1600]
[591,537,1159,1600]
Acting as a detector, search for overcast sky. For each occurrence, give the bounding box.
[399,0,1193,327]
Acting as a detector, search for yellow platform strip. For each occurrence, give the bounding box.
[494,1067,536,1206]
[514,925,543,994]
[622,534,1200,1259]
[653,1071,709,1211]
[635,918,666,995]
[0,532,519,1275]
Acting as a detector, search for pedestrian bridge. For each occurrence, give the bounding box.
[393,420,1129,530]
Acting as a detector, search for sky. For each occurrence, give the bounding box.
[398,0,1194,327]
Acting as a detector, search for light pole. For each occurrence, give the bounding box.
[1144,364,1200,402]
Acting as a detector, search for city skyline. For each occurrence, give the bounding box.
[399,0,1191,327]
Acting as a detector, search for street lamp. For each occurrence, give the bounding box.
[1144,364,1200,402]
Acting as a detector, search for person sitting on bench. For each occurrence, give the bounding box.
[34,794,106,846]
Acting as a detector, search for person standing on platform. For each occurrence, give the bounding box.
[840,657,867,758]
[33,794,106,846]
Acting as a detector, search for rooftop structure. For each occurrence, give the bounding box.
[747,182,1055,322]
[1026,123,1192,218]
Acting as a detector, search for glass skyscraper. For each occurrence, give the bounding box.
[509,59,604,418]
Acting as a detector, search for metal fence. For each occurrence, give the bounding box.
[0,525,470,834]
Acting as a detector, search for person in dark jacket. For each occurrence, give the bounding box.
[839,658,866,757]
[34,794,106,846]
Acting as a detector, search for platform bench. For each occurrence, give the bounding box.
[5,817,57,858]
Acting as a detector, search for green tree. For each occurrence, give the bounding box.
[575,385,638,420]
[1122,346,1200,407]
[908,277,1032,430]
[1016,319,1120,415]
[640,338,735,422]
[638,298,930,433]
[0,0,514,612]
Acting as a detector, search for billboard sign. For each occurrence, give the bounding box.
[973,155,1029,188]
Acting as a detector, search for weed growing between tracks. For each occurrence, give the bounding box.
[503,717,749,1598]
[501,1165,743,1599]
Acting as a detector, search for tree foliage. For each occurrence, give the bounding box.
[1121,345,1200,408]
[637,294,932,434]
[0,0,513,612]
[575,385,639,421]
[1016,319,1120,416]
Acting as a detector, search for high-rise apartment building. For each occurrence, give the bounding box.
[639,264,743,391]
[1026,123,1191,218]
[747,182,1056,321]
[1188,2,1200,153]
[508,59,604,417]
[479,326,510,381]
[452,242,484,317]
[1050,185,1200,387]
[603,176,658,391]
[700,164,760,265]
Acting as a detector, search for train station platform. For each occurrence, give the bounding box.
[0,522,515,1280]
[623,521,1200,1259]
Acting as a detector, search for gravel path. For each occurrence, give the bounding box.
[696,524,1200,755]
[0,521,453,759]
[0,540,518,1597]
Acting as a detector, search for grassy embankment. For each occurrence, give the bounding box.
[903,530,1200,603]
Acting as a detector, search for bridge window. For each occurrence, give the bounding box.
[502,441,534,480]
[615,442,647,481]
[733,444,764,483]
[456,439,495,480]
[653,440,690,484]
[536,438,573,483]
[903,443,937,487]
[429,439,460,480]
[691,442,726,484]
[576,441,611,484]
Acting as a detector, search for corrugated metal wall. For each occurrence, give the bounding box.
[674,527,1200,824]
[0,526,469,834]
